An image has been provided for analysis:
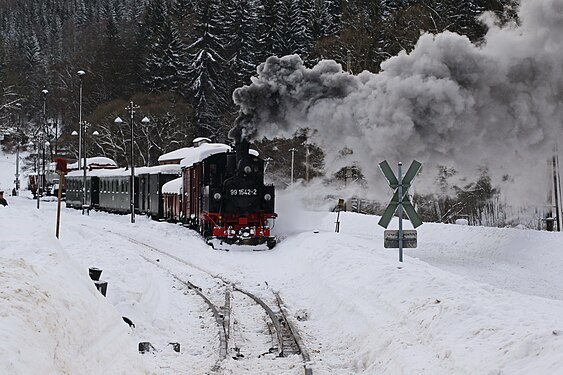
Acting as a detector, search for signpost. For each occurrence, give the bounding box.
[55,158,68,239]
[378,160,423,262]
[335,198,345,233]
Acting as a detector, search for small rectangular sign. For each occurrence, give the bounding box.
[384,230,417,248]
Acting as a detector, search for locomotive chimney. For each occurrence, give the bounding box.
[236,138,250,166]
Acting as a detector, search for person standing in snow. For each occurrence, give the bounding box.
[0,190,8,206]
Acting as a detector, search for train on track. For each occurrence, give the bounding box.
[65,138,277,249]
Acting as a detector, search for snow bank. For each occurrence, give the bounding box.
[0,203,152,375]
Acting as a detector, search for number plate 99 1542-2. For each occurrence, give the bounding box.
[230,189,258,196]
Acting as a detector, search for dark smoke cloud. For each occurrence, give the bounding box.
[231,0,563,201]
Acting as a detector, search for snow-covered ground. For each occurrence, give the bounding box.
[3,150,563,374]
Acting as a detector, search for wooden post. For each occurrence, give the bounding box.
[56,172,64,238]
[55,158,68,239]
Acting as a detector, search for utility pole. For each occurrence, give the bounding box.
[38,89,48,209]
[115,101,140,224]
[14,103,22,196]
[289,148,297,186]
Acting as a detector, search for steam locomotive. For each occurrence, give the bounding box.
[65,138,277,250]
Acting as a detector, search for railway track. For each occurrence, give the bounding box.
[115,233,313,375]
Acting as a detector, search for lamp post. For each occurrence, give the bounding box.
[289,147,297,186]
[115,101,140,223]
[141,116,150,166]
[81,121,90,214]
[14,103,22,196]
[73,123,94,214]
[264,157,273,175]
[77,70,86,214]
[305,144,310,182]
[37,89,48,209]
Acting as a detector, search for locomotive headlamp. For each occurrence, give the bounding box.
[214,193,222,201]
[264,194,272,201]
[244,165,252,174]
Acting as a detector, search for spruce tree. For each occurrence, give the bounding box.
[187,0,229,136]
[223,0,261,89]
[144,18,189,94]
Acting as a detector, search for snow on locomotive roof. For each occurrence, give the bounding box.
[68,157,117,170]
[179,143,232,168]
[162,177,183,195]
[66,164,180,178]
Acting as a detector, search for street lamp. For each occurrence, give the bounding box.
[77,70,86,214]
[115,100,140,223]
[81,121,91,214]
[289,147,297,186]
[37,89,48,209]
[72,125,97,214]
[264,157,273,175]
[141,116,151,166]
[13,103,22,196]
[305,144,310,182]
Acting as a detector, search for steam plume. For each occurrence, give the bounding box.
[231,0,563,200]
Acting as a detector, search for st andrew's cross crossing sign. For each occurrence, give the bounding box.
[378,160,423,229]
[378,160,423,262]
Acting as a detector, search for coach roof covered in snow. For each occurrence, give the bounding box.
[162,177,183,195]
[68,157,117,170]
[158,140,226,163]
[179,143,232,168]
[66,164,180,178]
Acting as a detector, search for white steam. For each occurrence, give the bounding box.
[232,0,563,203]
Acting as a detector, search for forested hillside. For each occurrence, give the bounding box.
[0,0,517,167]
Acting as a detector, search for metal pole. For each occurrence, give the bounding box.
[83,121,88,214]
[38,89,48,208]
[54,119,58,155]
[77,71,86,214]
[305,145,310,182]
[398,162,403,262]
[290,148,297,185]
[79,76,82,186]
[14,104,21,195]
[36,140,40,209]
[15,141,20,195]
[129,101,136,223]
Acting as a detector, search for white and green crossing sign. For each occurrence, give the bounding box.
[378,160,423,262]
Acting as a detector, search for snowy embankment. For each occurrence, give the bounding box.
[3,148,563,374]
[0,203,152,374]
